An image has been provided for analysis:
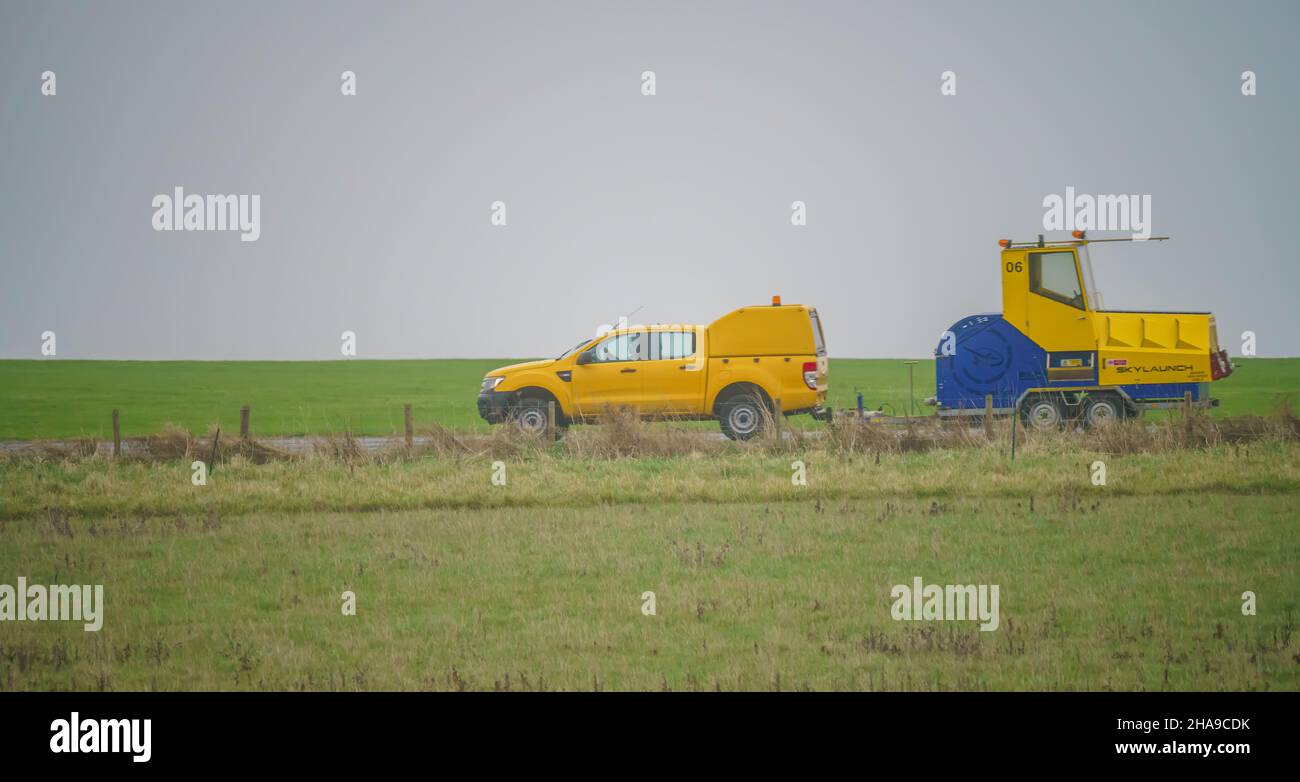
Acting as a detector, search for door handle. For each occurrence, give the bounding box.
[678,365,687,370]
[620,368,637,374]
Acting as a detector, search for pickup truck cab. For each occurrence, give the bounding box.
[478,298,829,439]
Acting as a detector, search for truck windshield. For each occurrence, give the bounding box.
[1077,244,1102,310]
[556,339,591,360]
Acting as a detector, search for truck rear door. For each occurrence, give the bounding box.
[637,327,707,414]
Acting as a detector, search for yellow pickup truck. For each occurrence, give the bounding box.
[478,298,829,439]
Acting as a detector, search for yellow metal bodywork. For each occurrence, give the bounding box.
[707,305,819,356]
[1094,312,1215,384]
[999,244,1217,386]
[487,304,827,420]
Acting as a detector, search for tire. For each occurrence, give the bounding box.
[1020,396,1064,431]
[1083,395,1123,428]
[717,392,767,441]
[508,397,551,435]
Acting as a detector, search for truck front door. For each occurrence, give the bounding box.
[573,330,646,417]
[1022,249,1097,353]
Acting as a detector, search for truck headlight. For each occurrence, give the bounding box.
[482,376,504,392]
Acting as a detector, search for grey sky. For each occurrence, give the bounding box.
[2,0,1297,359]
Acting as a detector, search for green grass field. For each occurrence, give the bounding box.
[2,443,1298,690]
[0,498,1293,691]
[0,357,1294,440]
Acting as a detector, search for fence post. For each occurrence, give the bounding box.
[984,394,993,438]
[208,428,220,473]
[240,405,250,440]
[112,409,121,458]
[404,404,414,449]
[546,401,557,440]
[1010,408,1017,461]
[773,397,783,436]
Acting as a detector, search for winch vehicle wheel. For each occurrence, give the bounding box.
[1019,395,1065,430]
[1082,395,1124,428]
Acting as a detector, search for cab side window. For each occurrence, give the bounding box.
[1029,251,1084,309]
[650,330,696,360]
[590,331,647,363]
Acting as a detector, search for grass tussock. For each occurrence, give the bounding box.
[564,407,728,458]
[21,437,99,460]
[143,423,196,460]
[144,424,289,464]
[1083,400,1300,455]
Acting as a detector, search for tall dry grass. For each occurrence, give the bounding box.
[3,404,1299,468]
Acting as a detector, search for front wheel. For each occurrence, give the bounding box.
[717,394,767,441]
[1020,396,1064,431]
[508,398,551,435]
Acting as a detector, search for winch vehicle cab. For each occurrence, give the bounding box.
[479,298,829,440]
[935,234,1233,428]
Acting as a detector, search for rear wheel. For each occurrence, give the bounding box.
[1083,395,1124,428]
[1020,395,1064,431]
[718,393,767,441]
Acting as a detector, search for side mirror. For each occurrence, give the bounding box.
[576,350,593,366]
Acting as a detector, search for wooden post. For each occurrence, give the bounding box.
[984,394,993,438]
[404,404,414,449]
[208,428,220,473]
[239,405,250,440]
[773,397,783,436]
[1010,408,1018,461]
[546,401,556,440]
[112,409,121,458]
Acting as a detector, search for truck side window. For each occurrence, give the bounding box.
[591,331,647,362]
[651,331,695,360]
[1029,251,1084,309]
